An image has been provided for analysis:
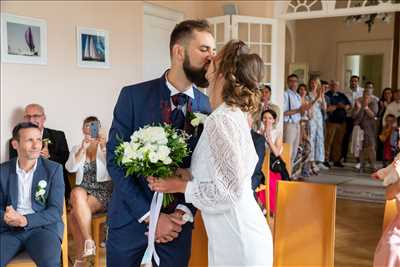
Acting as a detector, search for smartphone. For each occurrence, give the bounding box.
[89,121,99,138]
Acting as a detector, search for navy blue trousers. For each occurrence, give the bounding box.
[0,228,61,267]
[106,220,193,267]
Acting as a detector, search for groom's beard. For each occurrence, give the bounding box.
[183,55,209,88]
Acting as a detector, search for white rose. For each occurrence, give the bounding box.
[162,156,172,165]
[191,117,201,127]
[158,145,171,158]
[149,152,159,163]
[38,180,47,188]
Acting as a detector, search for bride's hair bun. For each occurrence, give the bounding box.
[217,40,263,113]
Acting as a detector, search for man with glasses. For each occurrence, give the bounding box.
[8,104,70,198]
[283,74,311,172]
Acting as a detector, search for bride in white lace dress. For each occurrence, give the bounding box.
[149,40,273,266]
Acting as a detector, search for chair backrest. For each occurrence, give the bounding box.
[383,199,398,231]
[189,212,208,267]
[7,200,68,267]
[281,143,292,176]
[262,148,271,222]
[273,181,336,267]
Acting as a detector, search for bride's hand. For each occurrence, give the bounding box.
[147,176,187,193]
[175,168,192,181]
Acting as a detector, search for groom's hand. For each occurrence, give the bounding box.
[155,213,184,243]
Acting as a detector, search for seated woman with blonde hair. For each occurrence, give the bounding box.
[65,116,112,266]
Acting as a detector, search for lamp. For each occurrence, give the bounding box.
[345,12,392,33]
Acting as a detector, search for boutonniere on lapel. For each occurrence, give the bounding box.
[35,180,47,204]
[188,112,208,127]
[187,112,208,137]
[42,138,52,146]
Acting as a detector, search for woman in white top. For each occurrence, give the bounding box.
[148,40,273,266]
[65,116,112,266]
[259,109,283,216]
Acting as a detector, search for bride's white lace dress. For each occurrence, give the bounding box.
[185,103,273,266]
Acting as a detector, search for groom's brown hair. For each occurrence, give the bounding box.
[169,19,211,55]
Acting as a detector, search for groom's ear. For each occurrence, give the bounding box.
[172,44,185,63]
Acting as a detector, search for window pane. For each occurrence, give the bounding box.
[262,24,272,43]
[238,23,248,43]
[250,24,261,43]
[249,43,260,56]
[216,23,225,43]
[261,45,271,64]
[264,65,271,83]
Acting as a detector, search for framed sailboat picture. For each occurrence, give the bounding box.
[77,27,110,68]
[1,13,47,64]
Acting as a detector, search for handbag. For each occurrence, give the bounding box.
[270,153,291,181]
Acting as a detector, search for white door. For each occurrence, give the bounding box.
[143,4,183,81]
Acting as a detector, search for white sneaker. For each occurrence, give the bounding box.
[318,163,329,170]
[355,163,361,170]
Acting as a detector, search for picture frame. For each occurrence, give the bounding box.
[1,13,47,65]
[76,27,110,68]
[289,62,309,84]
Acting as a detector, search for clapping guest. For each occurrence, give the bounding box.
[377,88,393,162]
[259,109,284,216]
[65,116,112,266]
[353,88,379,172]
[292,84,312,178]
[306,78,327,174]
[379,114,397,167]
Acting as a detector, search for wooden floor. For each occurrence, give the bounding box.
[335,199,384,267]
[68,198,384,266]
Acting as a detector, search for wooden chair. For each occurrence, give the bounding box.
[281,143,292,177]
[68,172,107,267]
[273,181,336,267]
[262,143,292,224]
[189,212,208,267]
[383,199,398,231]
[262,148,271,224]
[7,201,69,267]
[92,213,107,267]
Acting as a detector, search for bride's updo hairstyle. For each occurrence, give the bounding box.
[216,40,264,113]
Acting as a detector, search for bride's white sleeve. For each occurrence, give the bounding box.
[185,114,245,214]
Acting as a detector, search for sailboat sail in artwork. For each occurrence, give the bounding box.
[24,27,38,56]
[82,34,105,62]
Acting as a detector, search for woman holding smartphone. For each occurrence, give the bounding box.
[65,116,112,266]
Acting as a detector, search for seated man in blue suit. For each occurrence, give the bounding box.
[106,19,215,267]
[0,122,65,267]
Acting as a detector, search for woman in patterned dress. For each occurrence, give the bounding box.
[65,116,112,266]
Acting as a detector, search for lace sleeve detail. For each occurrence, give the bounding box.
[185,112,245,214]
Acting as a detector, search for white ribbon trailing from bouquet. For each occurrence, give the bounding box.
[141,192,163,267]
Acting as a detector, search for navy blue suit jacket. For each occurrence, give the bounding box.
[106,73,211,229]
[251,130,266,191]
[0,157,65,239]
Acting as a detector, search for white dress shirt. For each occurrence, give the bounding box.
[16,159,37,215]
[138,75,195,223]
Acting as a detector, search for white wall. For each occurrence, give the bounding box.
[294,15,395,88]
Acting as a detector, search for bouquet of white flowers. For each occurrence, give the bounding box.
[115,124,190,207]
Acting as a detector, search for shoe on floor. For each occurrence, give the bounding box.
[318,162,329,170]
[333,162,344,168]
[322,161,331,169]
[354,163,361,170]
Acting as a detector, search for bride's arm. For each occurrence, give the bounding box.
[185,113,245,214]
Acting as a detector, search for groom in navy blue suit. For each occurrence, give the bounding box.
[106,20,215,267]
